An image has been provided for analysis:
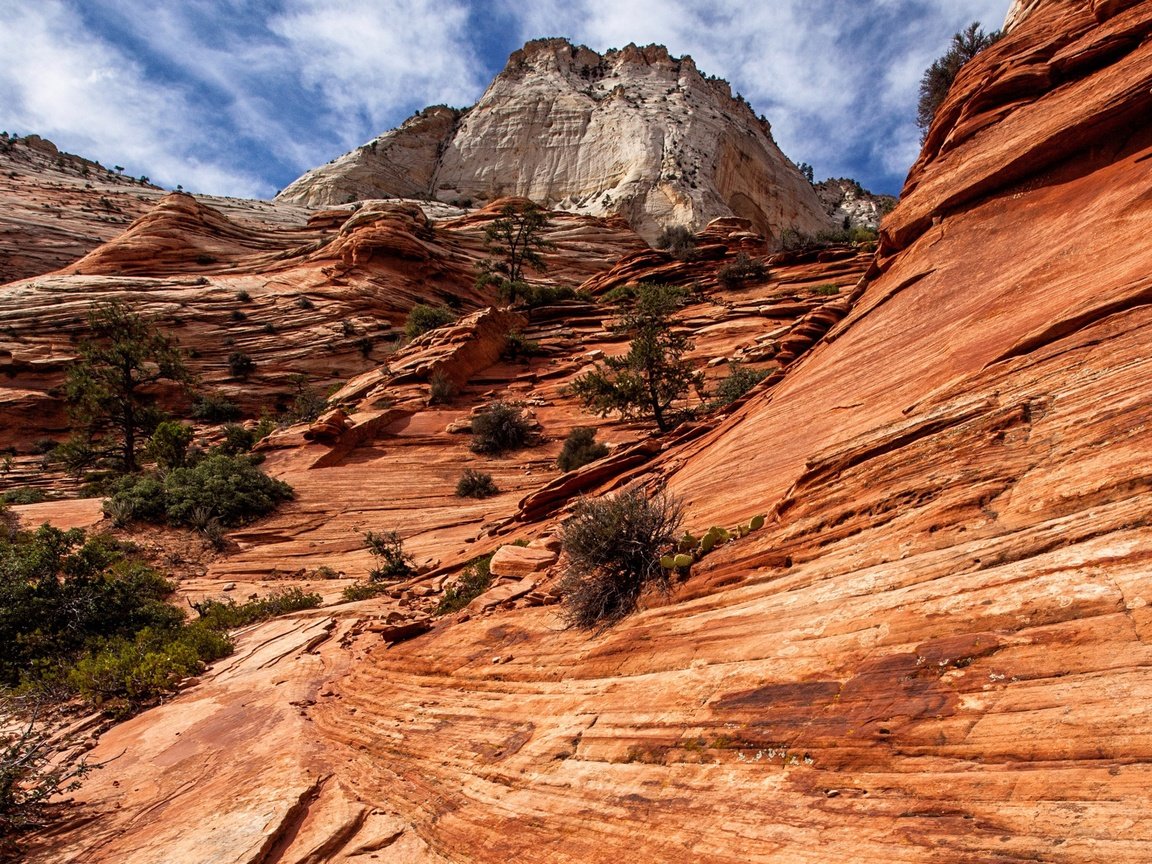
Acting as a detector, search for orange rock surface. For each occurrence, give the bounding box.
[12,2,1152,861]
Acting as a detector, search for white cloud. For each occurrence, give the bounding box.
[0,0,1014,198]
[269,0,485,142]
[495,0,1013,191]
[0,0,270,195]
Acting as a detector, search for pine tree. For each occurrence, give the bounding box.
[65,301,191,473]
[917,22,1000,138]
[570,284,699,432]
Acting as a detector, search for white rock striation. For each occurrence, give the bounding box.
[277,39,834,245]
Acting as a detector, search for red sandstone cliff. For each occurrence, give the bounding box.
[13,1,1152,861]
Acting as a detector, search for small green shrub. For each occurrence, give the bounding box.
[428,372,458,405]
[435,554,493,615]
[811,284,840,296]
[456,468,499,499]
[192,587,321,630]
[227,351,255,379]
[282,375,329,423]
[0,488,47,505]
[235,289,251,303]
[146,420,193,469]
[104,473,167,524]
[404,304,456,339]
[191,392,241,423]
[218,423,256,454]
[470,402,531,455]
[557,427,609,472]
[503,331,543,362]
[68,622,232,710]
[363,530,414,582]
[341,581,391,602]
[106,453,293,528]
[716,252,768,288]
[655,225,697,260]
[558,486,683,629]
[711,363,769,408]
[163,454,293,527]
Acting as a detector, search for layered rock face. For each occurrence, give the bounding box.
[17,2,1152,862]
[813,178,895,230]
[277,39,834,245]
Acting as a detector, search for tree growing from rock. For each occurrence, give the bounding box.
[65,300,192,473]
[917,22,1000,138]
[476,200,552,304]
[570,283,699,433]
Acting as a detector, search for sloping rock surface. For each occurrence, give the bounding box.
[277,39,834,245]
[18,2,1152,861]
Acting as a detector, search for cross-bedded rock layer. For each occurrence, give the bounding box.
[14,1,1152,861]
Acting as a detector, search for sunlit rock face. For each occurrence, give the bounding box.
[276,38,834,245]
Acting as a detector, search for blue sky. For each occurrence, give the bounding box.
[0,0,1008,200]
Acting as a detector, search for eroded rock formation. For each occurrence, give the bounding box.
[10,1,1152,861]
[277,39,834,245]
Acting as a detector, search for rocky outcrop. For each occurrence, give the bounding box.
[278,39,834,245]
[16,3,1152,862]
[813,178,896,231]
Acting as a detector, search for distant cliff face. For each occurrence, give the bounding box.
[276,38,834,245]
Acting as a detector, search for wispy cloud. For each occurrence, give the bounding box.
[0,0,270,195]
[496,0,1010,192]
[0,0,1011,198]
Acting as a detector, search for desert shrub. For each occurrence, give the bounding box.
[655,225,697,259]
[428,372,458,405]
[218,423,256,454]
[282,375,330,423]
[502,331,543,362]
[341,581,391,602]
[105,454,292,528]
[67,622,232,709]
[103,473,167,524]
[601,284,637,306]
[811,283,840,296]
[0,697,96,855]
[470,402,531,454]
[191,587,321,630]
[227,351,255,379]
[146,420,193,469]
[558,485,683,629]
[234,289,251,303]
[506,283,577,308]
[163,454,293,527]
[363,530,414,582]
[0,527,185,690]
[294,295,315,310]
[191,392,241,423]
[557,426,609,472]
[716,252,768,288]
[456,468,499,499]
[0,488,46,506]
[711,363,769,408]
[404,304,456,339]
[435,554,494,615]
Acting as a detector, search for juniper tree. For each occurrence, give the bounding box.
[476,200,553,304]
[570,283,699,433]
[917,22,1000,137]
[65,300,191,473]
